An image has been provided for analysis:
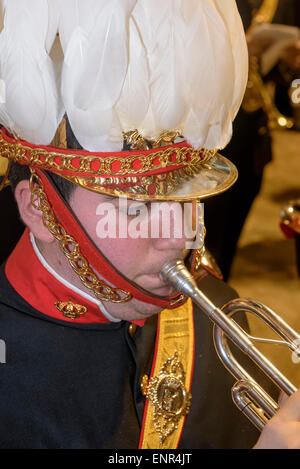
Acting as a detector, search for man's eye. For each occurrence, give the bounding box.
[128,206,145,216]
[119,204,148,217]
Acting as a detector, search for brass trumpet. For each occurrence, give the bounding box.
[161,260,300,431]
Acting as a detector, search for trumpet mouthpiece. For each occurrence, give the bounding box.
[161,260,198,297]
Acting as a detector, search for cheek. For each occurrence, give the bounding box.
[70,192,154,279]
[96,237,149,277]
[77,208,152,279]
[104,296,162,321]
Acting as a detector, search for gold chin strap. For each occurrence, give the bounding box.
[29,169,132,304]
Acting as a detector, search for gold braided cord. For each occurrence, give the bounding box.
[61,156,210,198]
[0,133,217,178]
[29,169,132,304]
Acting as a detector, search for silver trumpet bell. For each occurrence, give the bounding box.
[161,260,300,431]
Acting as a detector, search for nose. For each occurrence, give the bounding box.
[150,201,195,251]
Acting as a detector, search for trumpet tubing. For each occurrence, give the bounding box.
[161,260,300,430]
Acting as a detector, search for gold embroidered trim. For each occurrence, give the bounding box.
[123,129,184,150]
[62,158,210,198]
[0,133,217,177]
[140,298,194,449]
[145,352,192,444]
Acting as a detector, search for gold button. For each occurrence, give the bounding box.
[129,323,137,338]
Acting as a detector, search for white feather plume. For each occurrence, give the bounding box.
[59,0,137,152]
[0,0,6,110]
[0,0,63,144]
[0,1,5,32]
[133,0,187,138]
[115,16,150,132]
[0,0,248,152]
[56,0,100,54]
[183,0,236,149]
[46,0,60,54]
[214,0,249,120]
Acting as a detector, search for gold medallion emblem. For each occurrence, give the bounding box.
[145,352,191,443]
[55,300,87,319]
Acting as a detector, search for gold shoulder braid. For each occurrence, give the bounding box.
[139,298,194,449]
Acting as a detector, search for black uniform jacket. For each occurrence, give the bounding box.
[0,234,261,449]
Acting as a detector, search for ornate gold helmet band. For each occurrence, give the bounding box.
[0,127,237,201]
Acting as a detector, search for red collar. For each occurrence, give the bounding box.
[5,229,146,326]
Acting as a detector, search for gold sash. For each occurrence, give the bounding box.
[139,298,194,449]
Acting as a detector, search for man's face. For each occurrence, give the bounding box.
[68,186,196,321]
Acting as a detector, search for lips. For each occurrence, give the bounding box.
[135,256,186,293]
[135,272,176,296]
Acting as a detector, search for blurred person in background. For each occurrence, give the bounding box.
[205,0,300,281]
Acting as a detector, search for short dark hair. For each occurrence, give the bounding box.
[8,116,82,201]
[9,163,76,202]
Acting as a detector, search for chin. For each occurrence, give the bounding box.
[103,298,162,322]
[133,302,163,320]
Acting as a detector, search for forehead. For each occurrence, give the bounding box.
[70,185,149,207]
[70,185,207,214]
[70,186,196,211]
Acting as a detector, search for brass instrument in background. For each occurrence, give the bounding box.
[161,260,300,430]
[280,199,300,237]
[280,199,300,278]
[242,0,294,130]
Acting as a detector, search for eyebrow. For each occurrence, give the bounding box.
[101,196,149,204]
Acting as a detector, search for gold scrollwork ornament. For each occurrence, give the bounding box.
[145,352,192,443]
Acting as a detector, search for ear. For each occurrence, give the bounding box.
[14,180,54,243]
